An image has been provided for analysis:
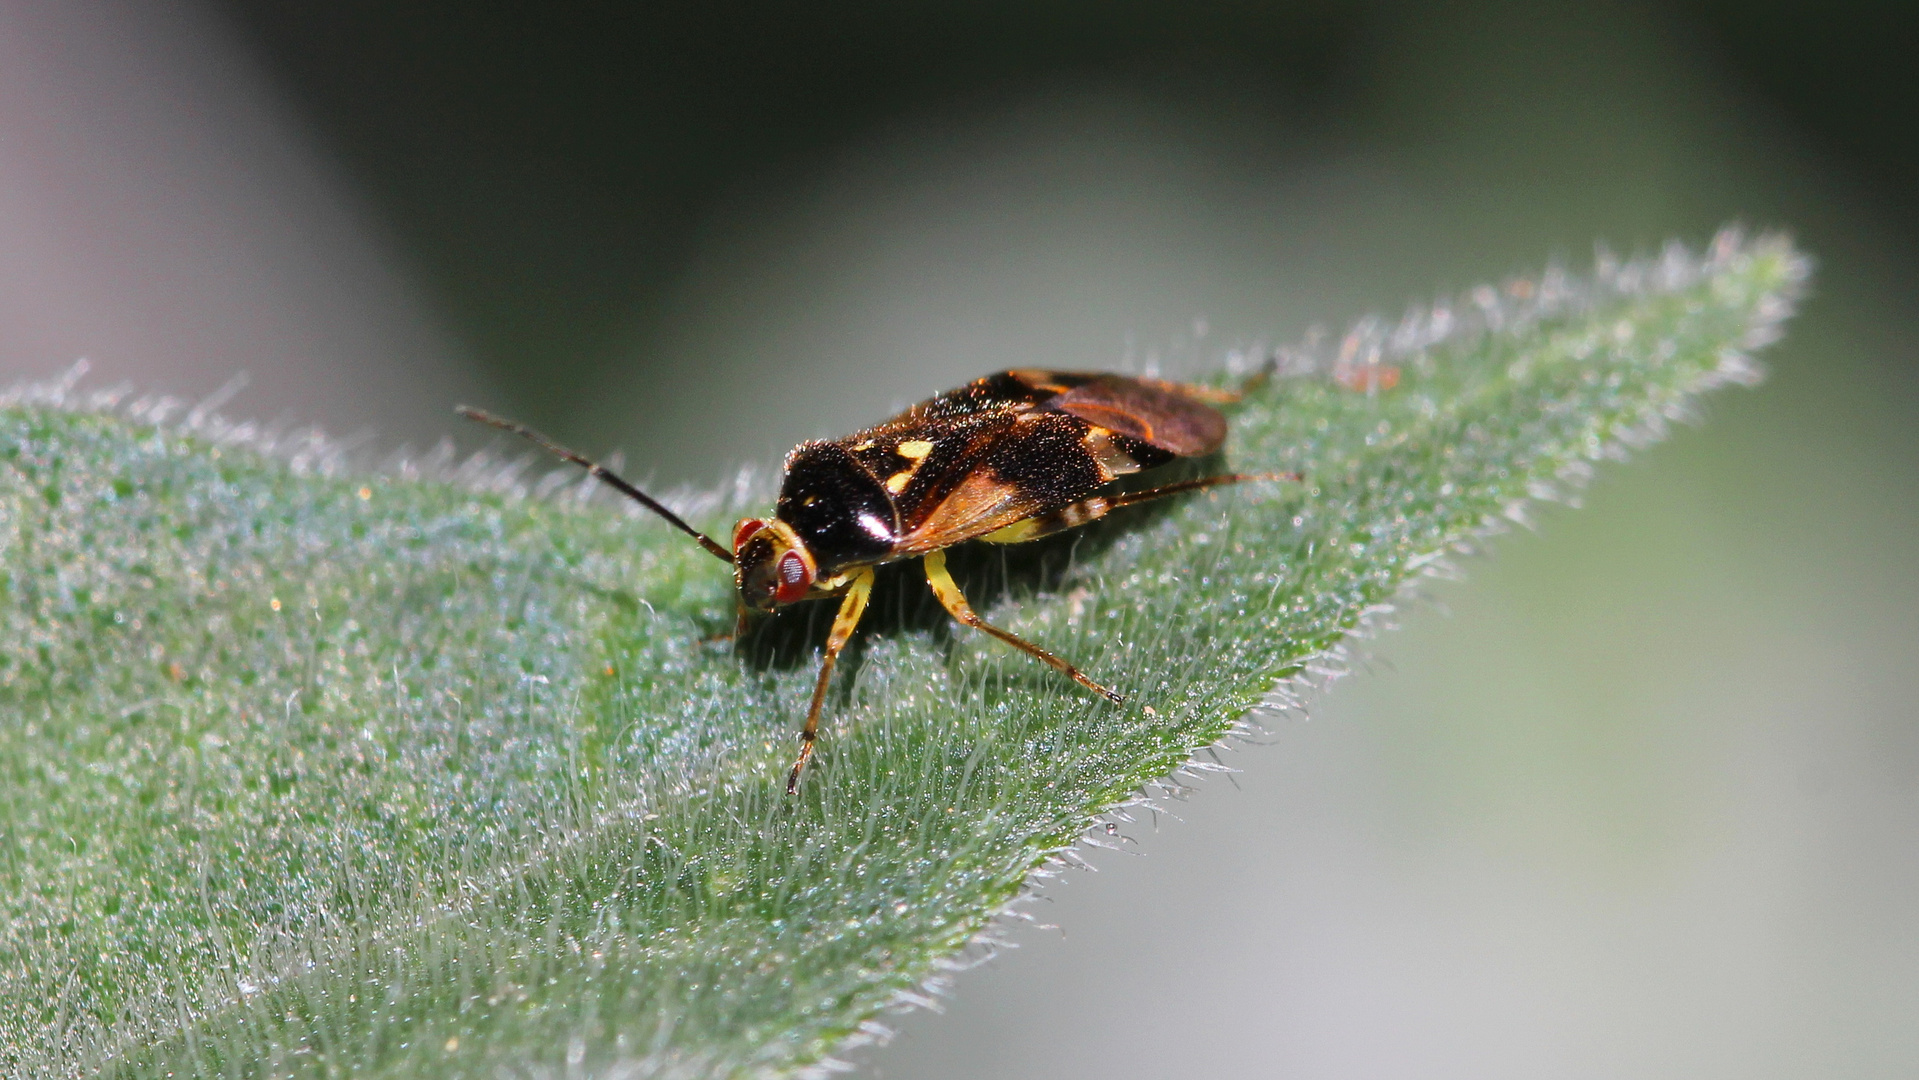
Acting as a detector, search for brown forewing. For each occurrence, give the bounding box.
[1037,373,1228,457]
[826,370,1231,557]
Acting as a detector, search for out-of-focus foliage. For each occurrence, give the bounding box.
[0,232,1802,1079]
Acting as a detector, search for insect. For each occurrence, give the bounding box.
[459,368,1293,793]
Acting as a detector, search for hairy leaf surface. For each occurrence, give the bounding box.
[0,232,1804,1078]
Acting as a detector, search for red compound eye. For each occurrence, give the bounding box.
[774,550,812,605]
[732,518,766,553]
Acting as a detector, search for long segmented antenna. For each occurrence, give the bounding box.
[457,406,735,564]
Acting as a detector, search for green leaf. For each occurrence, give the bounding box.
[0,230,1804,1078]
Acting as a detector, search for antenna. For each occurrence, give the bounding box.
[457,406,734,565]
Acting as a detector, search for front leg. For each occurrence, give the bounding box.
[786,567,875,795]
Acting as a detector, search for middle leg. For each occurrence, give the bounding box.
[923,549,1122,704]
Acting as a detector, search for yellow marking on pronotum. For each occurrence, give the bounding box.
[885,441,935,493]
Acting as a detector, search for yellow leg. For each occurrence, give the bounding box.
[786,567,874,795]
[923,549,1122,704]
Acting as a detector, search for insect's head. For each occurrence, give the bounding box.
[733,517,817,611]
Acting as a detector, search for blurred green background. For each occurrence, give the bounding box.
[3,0,1915,1075]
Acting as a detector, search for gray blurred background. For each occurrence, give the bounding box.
[3,0,1914,1075]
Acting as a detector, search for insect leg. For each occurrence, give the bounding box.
[922,549,1123,705]
[981,472,1300,545]
[787,567,874,795]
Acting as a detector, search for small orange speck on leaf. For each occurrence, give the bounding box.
[1334,364,1400,393]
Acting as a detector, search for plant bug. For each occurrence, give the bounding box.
[459,368,1295,793]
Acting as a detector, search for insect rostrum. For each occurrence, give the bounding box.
[459,368,1291,793]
